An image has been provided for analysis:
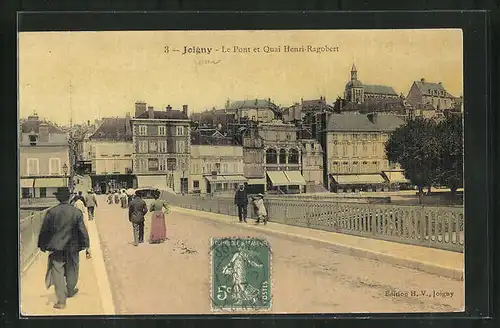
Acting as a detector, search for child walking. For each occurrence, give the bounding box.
[252,193,267,225]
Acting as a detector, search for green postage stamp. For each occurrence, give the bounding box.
[210,237,272,311]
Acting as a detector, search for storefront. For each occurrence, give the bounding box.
[382,170,412,190]
[91,174,136,194]
[205,174,247,194]
[329,173,388,193]
[266,170,306,194]
[20,177,66,198]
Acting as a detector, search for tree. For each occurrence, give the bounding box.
[385,114,464,198]
[435,113,464,195]
[385,117,441,196]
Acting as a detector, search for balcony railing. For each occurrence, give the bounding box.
[161,193,464,253]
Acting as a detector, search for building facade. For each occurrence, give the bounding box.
[131,102,191,194]
[406,78,457,111]
[228,99,280,123]
[241,124,266,194]
[259,120,306,193]
[87,116,134,193]
[190,143,245,194]
[344,64,399,104]
[300,138,325,190]
[20,114,70,198]
[323,112,406,192]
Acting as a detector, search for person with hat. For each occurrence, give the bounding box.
[37,187,90,309]
[234,183,249,223]
[252,193,268,225]
[84,189,98,220]
[128,192,148,246]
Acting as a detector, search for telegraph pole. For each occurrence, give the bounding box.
[69,80,73,128]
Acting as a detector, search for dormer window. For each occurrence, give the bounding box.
[28,131,38,146]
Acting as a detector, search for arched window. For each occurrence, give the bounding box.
[278,149,287,164]
[266,148,277,164]
[288,148,299,164]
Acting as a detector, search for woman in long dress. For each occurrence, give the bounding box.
[148,191,169,244]
[74,197,89,221]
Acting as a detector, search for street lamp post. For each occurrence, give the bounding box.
[62,163,68,188]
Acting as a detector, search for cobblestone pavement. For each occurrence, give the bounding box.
[94,196,464,314]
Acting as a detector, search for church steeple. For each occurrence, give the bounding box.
[351,63,358,80]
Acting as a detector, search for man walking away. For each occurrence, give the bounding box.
[234,183,249,223]
[37,187,90,309]
[120,190,128,208]
[128,194,148,246]
[85,189,98,220]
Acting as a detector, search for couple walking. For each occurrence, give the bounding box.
[234,184,267,224]
[70,190,97,220]
[128,190,169,246]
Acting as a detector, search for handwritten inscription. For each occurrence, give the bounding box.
[165,45,340,55]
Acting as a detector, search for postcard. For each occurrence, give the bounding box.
[18,28,464,315]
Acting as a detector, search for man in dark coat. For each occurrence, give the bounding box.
[234,183,249,223]
[128,194,148,246]
[37,187,90,309]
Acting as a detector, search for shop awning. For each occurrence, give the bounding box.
[331,174,386,185]
[383,171,409,183]
[266,171,289,186]
[137,175,168,191]
[222,175,247,183]
[35,178,66,188]
[247,178,266,185]
[204,175,226,183]
[20,178,34,188]
[284,171,307,186]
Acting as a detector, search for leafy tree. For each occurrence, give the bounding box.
[435,113,464,195]
[385,117,440,195]
[385,114,464,197]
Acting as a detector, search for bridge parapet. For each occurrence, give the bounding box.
[161,193,464,253]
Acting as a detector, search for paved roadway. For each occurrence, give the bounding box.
[93,195,464,314]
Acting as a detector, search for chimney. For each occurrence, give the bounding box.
[420,78,426,83]
[367,113,378,124]
[182,105,188,116]
[125,112,131,136]
[166,105,172,111]
[148,106,154,119]
[39,123,50,142]
[135,101,147,118]
[87,120,90,126]
[438,82,442,85]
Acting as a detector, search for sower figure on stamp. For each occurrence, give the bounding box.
[37,187,91,310]
[234,183,248,223]
[128,194,148,246]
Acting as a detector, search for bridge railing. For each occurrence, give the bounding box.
[162,193,464,253]
[19,207,52,272]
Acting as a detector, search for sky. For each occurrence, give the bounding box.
[19,29,463,125]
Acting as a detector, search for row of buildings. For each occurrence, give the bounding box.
[20,65,462,197]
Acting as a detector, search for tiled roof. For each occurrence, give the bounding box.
[363,84,398,96]
[302,99,325,107]
[414,81,455,98]
[228,99,276,110]
[136,110,188,120]
[89,117,132,141]
[341,99,406,114]
[21,119,65,134]
[325,113,405,132]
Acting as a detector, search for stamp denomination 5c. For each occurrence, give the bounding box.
[210,237,271,311]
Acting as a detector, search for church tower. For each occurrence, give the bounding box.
[351,63,358,81]
[344,63,364,103]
